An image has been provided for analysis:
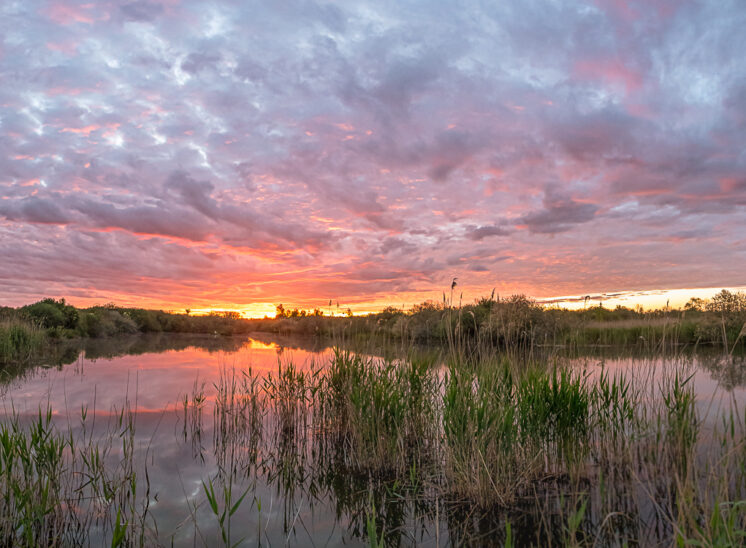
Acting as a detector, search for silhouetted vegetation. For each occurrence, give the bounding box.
[2,290,745,364]
[255,289,746,353]
[14,298,252,338]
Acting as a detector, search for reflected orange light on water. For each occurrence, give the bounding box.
[8,339,334,418]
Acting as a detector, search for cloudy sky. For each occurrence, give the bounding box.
[1,0,745,315]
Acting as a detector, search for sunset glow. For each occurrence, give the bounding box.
[1,0,744,312]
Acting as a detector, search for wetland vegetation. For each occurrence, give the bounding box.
[2,289,746,365]
[0,291,745,546]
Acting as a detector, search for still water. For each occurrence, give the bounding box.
[0,333,744,546]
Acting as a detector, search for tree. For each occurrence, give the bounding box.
[706,290,746,314]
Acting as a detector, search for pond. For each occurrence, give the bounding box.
[0,333,744,546]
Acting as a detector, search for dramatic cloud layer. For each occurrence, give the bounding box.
[1,0,745,313]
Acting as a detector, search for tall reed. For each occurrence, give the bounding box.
[0,321,46,364]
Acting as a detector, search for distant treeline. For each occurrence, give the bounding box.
[0,300,256,363]
[2,290,746,364]
[0,298,254,340]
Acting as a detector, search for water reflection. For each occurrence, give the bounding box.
[0,334,744,546]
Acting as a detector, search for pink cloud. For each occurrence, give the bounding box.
[60,125,101,135]
[594,0,680,22]
[1,0,744,313]
[44,1,97,24]
[46,40,80,55]
[720,177,745,193]
[573,58,644,95]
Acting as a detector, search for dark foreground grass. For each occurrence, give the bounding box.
[0,349,744,546]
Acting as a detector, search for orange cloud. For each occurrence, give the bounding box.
[60,125,100,136]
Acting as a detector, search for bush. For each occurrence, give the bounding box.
[125,309,164,332]
[20,299,78,329]
[76,309,138,338]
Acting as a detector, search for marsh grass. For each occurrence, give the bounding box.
[0,343,744,546]
[0,403,154,547]
[318,350,438,472]
[269,348,742,545]
[441,359,592,507]
[0,321,46,364]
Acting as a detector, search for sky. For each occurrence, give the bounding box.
[1,0,745,316]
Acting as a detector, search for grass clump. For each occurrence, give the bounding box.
[0,405,153,547]
[442,362,522,505]
[0,409,65,546]
[517,367,590,445]
[320,350,438,472]
[0,321,46,364]
[442,361,591,506]
[662,373,699,474]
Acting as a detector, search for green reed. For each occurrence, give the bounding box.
[0,404,153,547]
[0,321,46,364]
[1,347,744,546]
